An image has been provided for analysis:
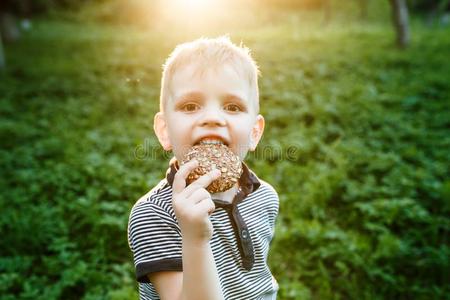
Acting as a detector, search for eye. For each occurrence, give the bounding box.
[180,103,200,112]
[224,103,242,112]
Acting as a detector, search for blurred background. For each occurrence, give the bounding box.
[0,0,449,299]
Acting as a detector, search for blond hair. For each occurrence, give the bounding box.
[159,36,260,113]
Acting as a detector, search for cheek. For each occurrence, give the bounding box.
[231,119,253,140]
[233,130,253,155]
[168,115,190,133]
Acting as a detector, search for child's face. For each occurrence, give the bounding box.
[155,63,264,162]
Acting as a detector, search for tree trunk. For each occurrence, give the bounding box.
[322,0,331,25]
[0,32,4,71]
[0,12,21,42]
[359,0,369,20]
[389,0,410,48]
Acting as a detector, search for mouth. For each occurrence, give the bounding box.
[194,136,229,147]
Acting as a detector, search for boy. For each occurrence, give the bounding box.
[128,36,279,300]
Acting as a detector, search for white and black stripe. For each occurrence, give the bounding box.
[128,164,279,300]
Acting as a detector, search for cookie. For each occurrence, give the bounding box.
[181,141,242,193]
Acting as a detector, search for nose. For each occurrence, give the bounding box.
[198,104,226,127]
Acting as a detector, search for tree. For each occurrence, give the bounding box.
[359,0,369,19]
[322,0,331,25]
[389,0,410,48]
[0,32,4,71]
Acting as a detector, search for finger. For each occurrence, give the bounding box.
[186,188,211,205]
[172,160,199,194]
[181,169,221,197]
[196,197,216,216]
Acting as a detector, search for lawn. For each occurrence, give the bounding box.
[1,3,449,299]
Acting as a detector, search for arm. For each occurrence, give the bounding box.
[181,239,223,300]
[149,242,222,300]
[150,160,224,300]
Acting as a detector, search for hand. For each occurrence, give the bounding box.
[172,160,221,243]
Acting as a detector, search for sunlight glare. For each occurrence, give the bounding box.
[171,0,221,14]
[158,0,229,32]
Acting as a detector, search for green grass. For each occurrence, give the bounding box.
[1,5,449,300]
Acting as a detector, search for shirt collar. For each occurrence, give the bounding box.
[165,157,261,206]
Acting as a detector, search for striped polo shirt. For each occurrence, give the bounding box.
[128,161,279,299]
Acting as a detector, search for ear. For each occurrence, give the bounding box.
[154,112,172,151]
[249,114,265,151]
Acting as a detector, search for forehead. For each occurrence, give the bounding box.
[169,63,254,105]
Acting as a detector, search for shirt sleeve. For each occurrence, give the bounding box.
[128,199,182,283]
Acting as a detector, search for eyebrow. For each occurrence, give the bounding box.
[174,91,204,103]
[171,92,201,110]
[173,91,248,106]
[223,93,247,106]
